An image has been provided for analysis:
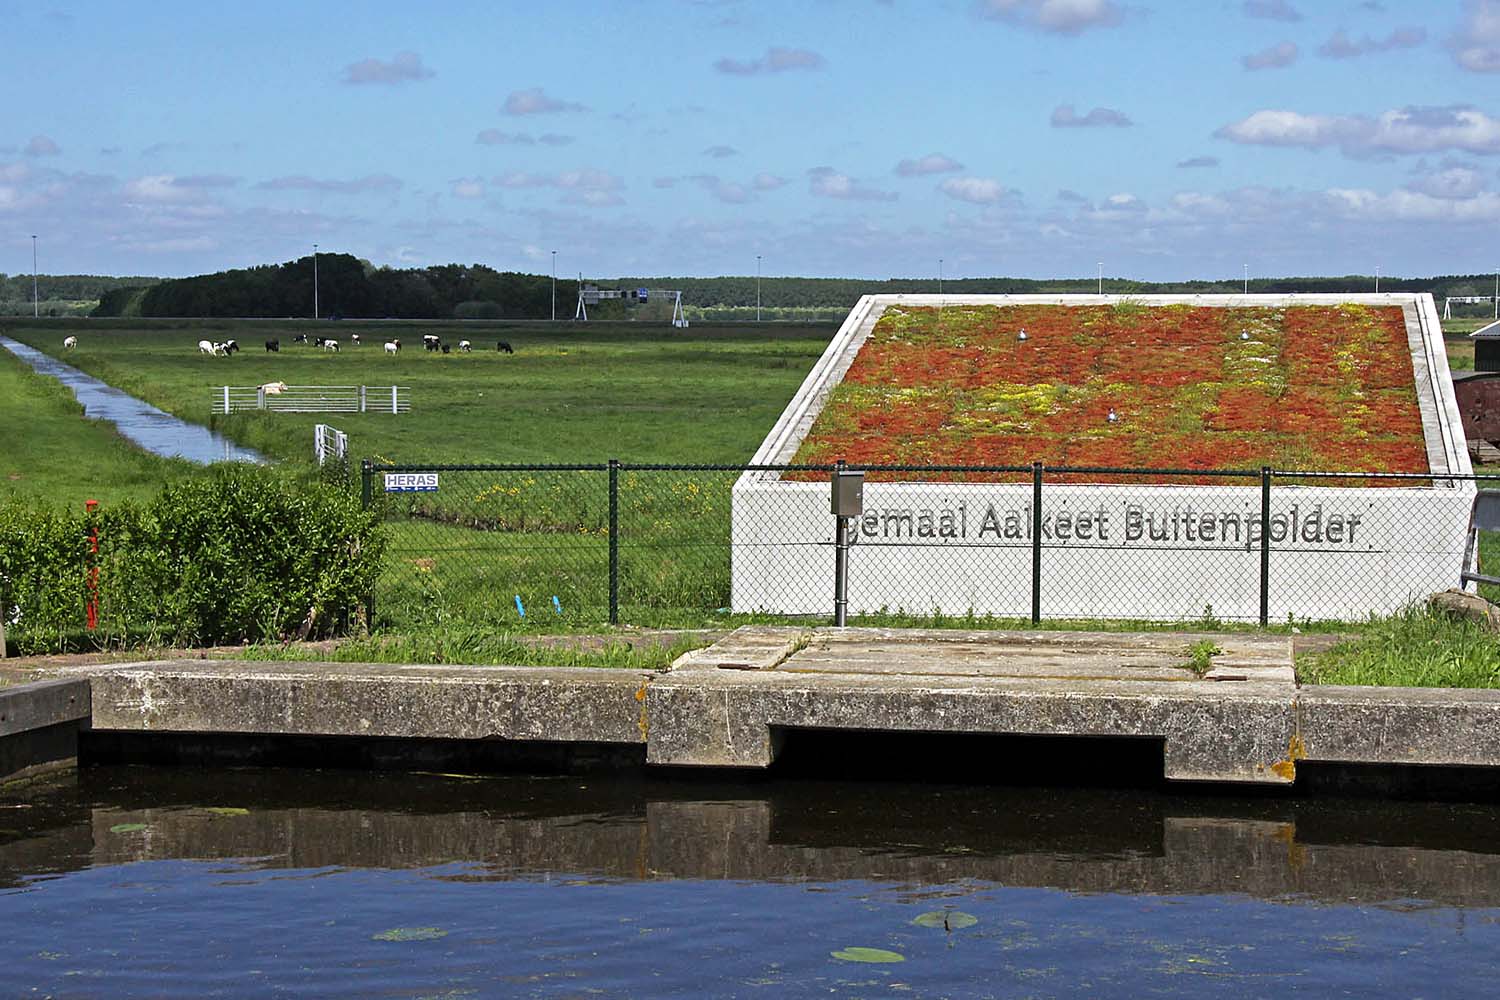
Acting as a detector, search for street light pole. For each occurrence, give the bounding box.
[756,254,761,322]
[551,250,557,322]
[1375,265,1380,294]
[312,243,319,320]
[1243,263,1248,295]
[938,257,943,298]
[1097,261,1103,296]
[31,235,38,318]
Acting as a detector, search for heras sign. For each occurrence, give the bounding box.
[384,473,438,492]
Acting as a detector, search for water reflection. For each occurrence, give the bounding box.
[0,335,265,465]
[5,767,1500,906]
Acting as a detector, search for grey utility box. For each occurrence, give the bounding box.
[831,470,864,517]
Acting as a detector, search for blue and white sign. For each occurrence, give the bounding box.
[384,472,439,492]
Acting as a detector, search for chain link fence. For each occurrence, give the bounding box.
[363,461,1498,631]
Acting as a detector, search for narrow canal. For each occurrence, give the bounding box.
[0,335,265,465]
[4,765,1499,997]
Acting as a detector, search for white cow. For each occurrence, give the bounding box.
[62,335,77,349]
[198,339,215,354]
[459,339,472,352]
[323,339,339,352]
[259,381,288,395]
[384,339,401,354]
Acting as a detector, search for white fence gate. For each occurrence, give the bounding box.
[214,385,409,414]
[313,424,348,466]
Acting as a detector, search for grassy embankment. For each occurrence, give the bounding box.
[0,343,203,508]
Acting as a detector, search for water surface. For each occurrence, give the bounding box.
[4,767,1500,997]
[0,334,264,464]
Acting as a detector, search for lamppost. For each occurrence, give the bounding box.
[938,257,944,298]
[1375,265,1380,294]
[551,250,557,322]
[31,235,38,319]
[1097,261,1103,296]
[756,254,762,322]
[1494,268,1497,320]
[312,243,319,320]
[1243,263,1248,295]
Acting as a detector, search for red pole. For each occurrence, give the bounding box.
[85,499,99,631]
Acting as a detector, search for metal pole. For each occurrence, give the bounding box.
[1243,263,1248,295]
[1375,265,1380,294]
[608,458,620,625]
[834,460,849,627]
[1494,269,1497,320]
[551,250,557,321]
[31,235,38,318]
[1097,261,1103,296]
[938,257,943,298]
[756,254,761,322]
[1259,466,1272,627]
[1031,461,1043,624]
[361,460,375,629]
[313,243,319,320]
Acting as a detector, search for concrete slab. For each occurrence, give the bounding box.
[0,678,91,780]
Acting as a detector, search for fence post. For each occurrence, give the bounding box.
[222,385,229,414]
[360,385,366,413]
[361,461,375,628]
[391,386,398,415]
[1032,461,1043,625]
[1259,466,1271,626]
[608,459,620,625]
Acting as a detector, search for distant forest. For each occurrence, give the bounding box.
[0,273,155,316]
[16,254,1494,321]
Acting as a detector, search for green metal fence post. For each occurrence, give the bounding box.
[608,459,620,625]
[1032,461,1043,625]
[361,460,375,630]
[1259,466,1271,627]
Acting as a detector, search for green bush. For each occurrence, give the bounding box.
[0,467,384,653]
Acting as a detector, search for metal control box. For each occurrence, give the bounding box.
[831,470,864,517]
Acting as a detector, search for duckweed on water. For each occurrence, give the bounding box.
[831,947,905,963]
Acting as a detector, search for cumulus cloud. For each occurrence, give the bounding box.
[503,87,587,115]
[894,153,964,176]
[1242,41,1298,70]
[1406,160,1487,199]
[493,168,624,205]
[1243,0,1301,21]
[939,176,1008,204]
[714,47,825,74]
[1215,105,1500,157]
[1318,26,1426,59]
[1451,0,1500,72]
[1050,104,1133,128]
[703,145,738,158]
[123,174,229,203]
[807,166,897,201]
[256,174,403,194]
[753,172,788,190]
[1177,156,1220,168]
[23,135,60,157]
[341,51,434,85]
[1320,186,1500,223]
[690,175,753,203]
[977,0,1124,35]
[451,177,486,199]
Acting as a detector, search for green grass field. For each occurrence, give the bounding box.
[0,343,203,508]
[2,319,833,466]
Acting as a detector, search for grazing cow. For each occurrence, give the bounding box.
[458,340,472,353]
[351,333,361,347]
[265,338,280,352]
[223,339,240,354]
[198,339,215,354]
[384,339,401,354]
[315,336,327,348]
[259,381,288,395]
[422,334,441,352]
[323,339,339,352]
[63,335,78,349]
[293,333,309,344]
[497,341,514,354]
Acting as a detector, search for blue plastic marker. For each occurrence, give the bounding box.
[552,596,563,616]
[514,595,525,617]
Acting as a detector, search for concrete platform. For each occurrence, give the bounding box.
[16,625,1500,787]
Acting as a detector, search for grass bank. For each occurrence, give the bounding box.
[0,343,202,508]
[1298,606,1500,687]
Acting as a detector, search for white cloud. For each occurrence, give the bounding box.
[1452,0,1500,72]
[714,47,825,75]
[939,177,1008,204]
[1216,106,1500,157]
[1050,104,1133,128]
[122,174,238,203]
[1242,41,1298,70]
[807,167,897,202]
[23,135,60,157]
[1243,0,1301,21]
[342,51,434,85]
[1318,27,1426,59]
[894,153,964,177]
[977,0,1124,35]
[753,172,787,191]
[1321,186,1500,222]
[493,168,624,206]
[503,87,587,115]
[690,175,752,203]
[451,178,486,199]
[256,174,403,194]
[1406,162,1487,198]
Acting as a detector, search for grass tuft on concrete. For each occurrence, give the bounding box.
[240,628,709,669]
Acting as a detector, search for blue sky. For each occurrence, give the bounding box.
[3,0,1499,281]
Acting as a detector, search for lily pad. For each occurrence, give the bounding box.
[373,927,449,942]
[913,910,978,930]
[203,807,249,817]
[109,823,148,834]
[831,947,905,964]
